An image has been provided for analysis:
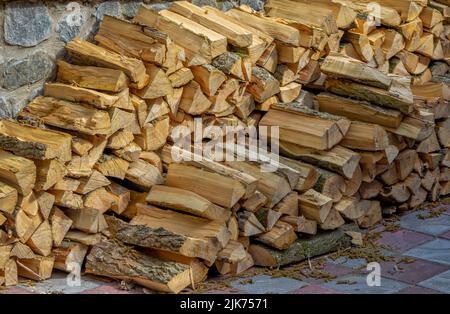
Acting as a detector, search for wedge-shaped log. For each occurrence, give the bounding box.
[95,15,166,63]
[340,122,390,151]
[0,120,72,162]
[259,106,349,150]
[316,92,403,128]
[135,7,227,64]
[64,207,107,234]
[224,161,292,208]
[125,159,164,190]
[278,157,319,192]
[22,96,111,135]
[225,8,300,46]
[34,159,66,191]
[56,60,128,92]
[247,66,280,102]
[146,185,230,221]
[17,256,54,281]
[132,64,173,99]
[133,204,231,249]
[298,189,333,223]
[52,241,88,273]
[254,221,297,250]
[385,116,434,141]
[106,216,220,263]
[66,38,148,86]
[265,0,338,35]
[190,64,226,97]
[321,53,392,89]
[0,150,36,195]
[325,78,413,114]
[166,163,245,208]
[280,143,360,179]
[0,182,18,215]
[44,83,131,110]
[280,215,317,235]
[169,1,252,47]
[85,239,191,294]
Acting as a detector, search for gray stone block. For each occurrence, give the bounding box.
[56,7,87,43]
[95,1,121,21]
[4,1,52,47]
[122,0,143,18]
[1,51,54,90]
[0,97,15,119]
[240,0,265,11]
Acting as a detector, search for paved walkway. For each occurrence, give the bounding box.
[2,204,450,294]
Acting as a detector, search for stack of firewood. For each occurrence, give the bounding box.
[0,0,449,293]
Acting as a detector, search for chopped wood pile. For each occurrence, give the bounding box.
[1,0,449,293]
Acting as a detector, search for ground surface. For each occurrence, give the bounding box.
[2,203,450,294]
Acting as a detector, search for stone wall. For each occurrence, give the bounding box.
[0,0,264,118]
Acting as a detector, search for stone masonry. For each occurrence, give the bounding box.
[0,0,265,118]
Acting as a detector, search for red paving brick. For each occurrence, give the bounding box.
[440,230,450,240]
[396,286,441,294]
[290,285,343,294]
[378,258,450,285]
[299,263,354,284]
[0,287,36,294]
[376,229,433,252]
[79,284,143,294]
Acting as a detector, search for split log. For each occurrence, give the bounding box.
[280,215,317,235]
[166,163,245,208]
[133,204,230,250]
[0,149,36,196]
[85,239,191,294]
[0,182,18,215]
[169,2,252,47]
[52,241,88,272]
[280,144,360,179]
[34,159,66,191]
[26,221,52,257]
[49,207,73,247]
[56,60,128,92]
[132,64,173,99]
[319,208,345,230]
[125,159,164,190]
[340,122,390,151]
[254,207,282,231]
[334,196,367,220]
[260,107,349,150]
[22,96,111,136]
[16,256,54,281]
[314,168,346,202]
[325,77,413,114]
[356,200,382,228]
[135,7,227,64]
[190,64,227,97]
[316,92,403,128]
[321,53,392,89]
[237,211,266,237]
[249,223,357,267]
[64,207,107,234]
[272,191,298,216]
[247,66,280,102]
[254,221,297,250]
[146,185,230,221]
[106,216,219,263]
[241,191,268,213]
[298,189,332,223]
[226,8,300,46]
[0,120,72,162]
[66,38,148,86]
